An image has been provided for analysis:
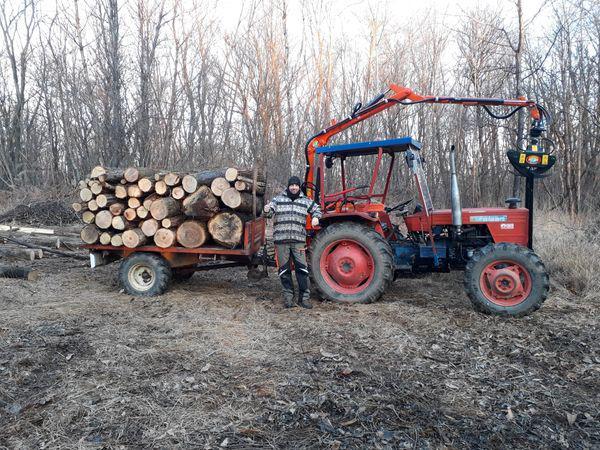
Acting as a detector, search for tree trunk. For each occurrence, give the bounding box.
[207,212,243,248]
[143,193,160,210]
[155,180,169,195]
[109,202,126,215]
[127,184,143,198]
[176,220,208,248]
[127,197,142,209]
[182,185,220,218]
[138,177,154,193]
[87,199,99,212]
[110,233,123,246]
[96,194,118,208]
[97,168,124,183]
[161,215,185,228]
[124,167,155,183]
[136,206,149,219]
[115,185,128,199]
[95,210,113,229]
[172,186,186,200]
[99,231,113,245]
[82,211,96,224]
[122,228,147,248]
[221,188,263,213]
[112,216,133,231]
[80,188,93,202]
[164,172,182,186]
[181,169,227,193]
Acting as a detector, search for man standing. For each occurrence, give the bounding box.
[264,176,322,308]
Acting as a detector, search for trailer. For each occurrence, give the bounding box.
[82,217,267,296]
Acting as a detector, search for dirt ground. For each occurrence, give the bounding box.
[0,249,599,449]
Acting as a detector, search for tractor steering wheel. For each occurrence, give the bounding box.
[385,198,413,214]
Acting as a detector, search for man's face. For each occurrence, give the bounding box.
[288,184,300,194]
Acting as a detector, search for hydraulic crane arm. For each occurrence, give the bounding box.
[304,84,549,199]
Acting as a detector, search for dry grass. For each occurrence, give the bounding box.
[534,210,600,300]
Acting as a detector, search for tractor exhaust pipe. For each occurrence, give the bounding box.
[449,145,462,233]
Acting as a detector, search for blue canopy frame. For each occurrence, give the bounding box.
[316,137,422,157]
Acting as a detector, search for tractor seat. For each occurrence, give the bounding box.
[505,197,521,209]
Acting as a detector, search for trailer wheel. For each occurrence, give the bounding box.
[119,253,172,296]
[464,243,549,317]
[309,222,393,304]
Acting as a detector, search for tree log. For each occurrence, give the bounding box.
[80,188,93,202]
[154,228,176,248]
[97,168,124,183]
[90,165,107,178]
[124,208,138,221]
[141,218,160,237]
[115,185,128,199]
[72,202,88,213]
[80,224,100,244]
[122,229,147,248]
[87,199,99,212]
[109,202,126,216]
[210,177,231,196]
[82,211,96,224]
[127,197,141,209]
[127,184,143,198]
[99,231,113,245]
[95,210,113,229]
[110,234,123,246]
[0,247,40,261]
[176,220,208,248]
[112,216,133,231]
[161,215,185,229]
[236,170,266,183]
[234,179,266,195]
[138,177,154,193]
[89,181,103,195]
[136,206,149,219]
[143,193,160,210]
[172,186,186,200]
[182,185,220,219]
[164,172,182,186]
[150,197,181,220]
[124,167,155,183]
[0,264,38,280]
[221,188,263,213]
[155,180,169,195]
[96,194,118,208]
[207,212,243,248]
[181,169,227,193]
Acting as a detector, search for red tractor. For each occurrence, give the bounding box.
[303,84,555,316]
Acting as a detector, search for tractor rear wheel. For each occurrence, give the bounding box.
[309,222,393,304]
[464,243,549,317]
[119,253,172,296]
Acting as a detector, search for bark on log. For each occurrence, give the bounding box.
[115,185,128,199]
[143,193,160,210]
[82,211,96,224]
[176,220,208,248]
[150,197,181,220]
[112,216,133,231]
[109,203,126,216]
[72,202,88,213]
[0,247,39,261]
[154,228,176,248]
[141,218,160,237]
[161,215,185,229]
[182,186,220,219]
[234,179,266,195]
[80,188,93,202]
[110,234,123,247]
[210,177,231,196]
[95,210,113,229]
[97,168,124,183]
[122,229,147,248]
[236,170,266,183]
[221,188,263,213]
[124,167,155,183]
[138,177,154,193]
[96,194,118,208]
[0,264,38,281]
[181,169,227,193]
[81,224,100,244]
[207,212,243,248]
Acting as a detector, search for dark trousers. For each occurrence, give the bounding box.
[275,242,309,302]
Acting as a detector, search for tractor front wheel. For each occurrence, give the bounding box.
[464,243,549,317]
[309,222,393,304]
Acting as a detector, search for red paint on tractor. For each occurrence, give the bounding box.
[479,260,532,306]
[320,239,375,294]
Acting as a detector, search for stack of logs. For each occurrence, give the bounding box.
[74,167,265,249]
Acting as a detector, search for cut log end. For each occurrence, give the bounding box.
[122,229,147,248]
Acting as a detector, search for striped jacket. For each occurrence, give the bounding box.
[266,191,322,243]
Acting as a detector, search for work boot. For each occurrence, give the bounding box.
[298,297,313,309]
[283,296,295,308]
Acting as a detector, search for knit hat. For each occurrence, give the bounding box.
[287,176,302,187]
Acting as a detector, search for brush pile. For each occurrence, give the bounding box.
[73,166,265,249]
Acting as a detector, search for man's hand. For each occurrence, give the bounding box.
[263,202,272,213]
[311,217,320,227]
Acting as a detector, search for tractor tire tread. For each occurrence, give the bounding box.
[118,253,172,296]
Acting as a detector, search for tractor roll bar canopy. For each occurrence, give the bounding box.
[316,137,422,157]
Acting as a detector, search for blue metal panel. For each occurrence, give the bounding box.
[390,241,418,269]
[419,246,447,259]
[316,137,422,157]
